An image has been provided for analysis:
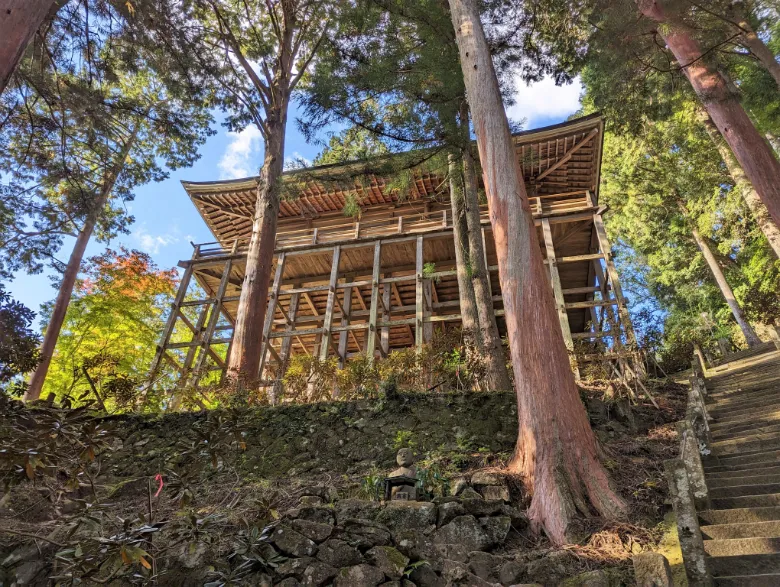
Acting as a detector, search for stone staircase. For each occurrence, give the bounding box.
[696,348,780,585]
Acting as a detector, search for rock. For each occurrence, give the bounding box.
[379,582,401,587]
[437,501,466,527]
[470,472,503,486]
[366,546,409,580]
[498,560,525,585]
[271,526,318,557]
[478,485,510,502]
[409,563,445,587]
[276,557,314,579]
[632,552,673,587]
[442,560,497,586]
[301,562,338,587]
[499,504,528,530]
[525,550,577,585]
[468,552,505,581]
[316,538,363,567]
[461,498,503,517]
[341,518,393,549]
[333,564,386,587]
[479,516,510,547]
[291,518,333,543]
[459,487,483,500]
[376,501,437,532]
[294,506,335,526]
[451,478,468,496]
[394,529,435,561]
[275,578,301,587]
[300,495,324,507]
[335,498,381,524]
[433,515,490,552]
[560,569,610,587]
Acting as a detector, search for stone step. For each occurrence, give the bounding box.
[707,474,780,489]
[708,466,780,480]
[710,483,780,500]
[715,574,780,587]
[700,506,780,525]
[710,435,780,457]
[710,412,780,433]
[711,406,780,427]
[711,492,780,510]
[704,448,780,470]
[708,553,780,576]
[712,421,780,441]
[704,536,780,557]
[701,520,780,540]
[708,387,780,407]
[709,401,780,422]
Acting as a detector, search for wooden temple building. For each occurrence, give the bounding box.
[148,114,636,393]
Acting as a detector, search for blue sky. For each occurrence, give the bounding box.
[8,77,583,328]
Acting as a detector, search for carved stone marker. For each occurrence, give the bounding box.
[385,449,418,501]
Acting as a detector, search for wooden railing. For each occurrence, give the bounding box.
[194,190,595,259]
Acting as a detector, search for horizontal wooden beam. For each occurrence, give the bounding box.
[565,298,617,310]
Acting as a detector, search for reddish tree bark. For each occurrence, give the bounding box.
[0,0,56,94]
[226,117,286,381]
[728,2,780,88]
[448,0,627,544]
[698,109,780,259]
[459,108,512,391]
[448,152,481,349]
[25,126,140,401]
[637,0,780,231]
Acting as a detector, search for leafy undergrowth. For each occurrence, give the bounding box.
[0,378,687,585]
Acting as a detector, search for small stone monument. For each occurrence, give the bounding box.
[384,448,419,501]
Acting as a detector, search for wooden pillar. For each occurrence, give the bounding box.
[415,235,424,351]
[257,252,287,381]
[171,302,210,402]
[592,259,622,350]
[593,212,637,346]
[542,218,580,379]
[191,245,237,386]
[381,278,391,357]
[338,281,353,369]
[319,246,341,362]
[147,250,197,385]
[271,291,300,404]
[366,241,382,364]
[423,280,434,343]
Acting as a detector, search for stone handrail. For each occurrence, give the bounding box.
[663,353,715,586]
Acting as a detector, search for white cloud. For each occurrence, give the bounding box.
[219,125,264,180]
[284,151,312,171]
[132,225,179,255]
[506,76,583,129]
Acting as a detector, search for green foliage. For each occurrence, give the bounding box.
[42,248,177,411]
[358,467,385,502]
[0,284,40,391]
[342,194,363,219]
[392,430,417,451]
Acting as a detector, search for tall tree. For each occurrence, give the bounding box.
[0,0,57,94]
[2,51,211,400]
[448,0,626,544]
[178,0,330,382]
[301,0,512,389]
[636,2,780,234]
[0,284,40,393]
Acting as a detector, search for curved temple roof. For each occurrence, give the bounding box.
[182,114,604,247]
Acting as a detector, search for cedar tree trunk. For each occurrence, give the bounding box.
[0,0,56,94]
[690,226,761,347]
[698,109,780,259]
[448,0,627,544]
[226,114,287,382]
[448,153,482,349]
[460,108,512,391]
[637,0,780,231]
[730,3,780,87]
[25,126,140,401]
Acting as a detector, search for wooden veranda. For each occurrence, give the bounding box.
[148,114,637,395]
